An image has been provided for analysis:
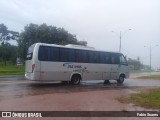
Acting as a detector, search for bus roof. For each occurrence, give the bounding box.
[35,43,121,54]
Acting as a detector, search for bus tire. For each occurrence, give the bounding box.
[117,75,125,84]
[71,75,81,85]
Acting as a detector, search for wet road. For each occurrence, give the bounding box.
[0,73,160,120]
[0,72,160,101]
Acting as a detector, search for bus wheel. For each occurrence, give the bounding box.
[71,75,81,85]
[117,75,124,84]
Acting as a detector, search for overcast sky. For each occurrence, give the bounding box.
[0,0,160,68]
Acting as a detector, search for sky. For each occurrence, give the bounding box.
[0,0,160,69]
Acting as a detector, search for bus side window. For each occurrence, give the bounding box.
[105,53,111,64]
[75,50,89,63]
[81,50,89,63]
[99,52,105,64]
[38,46,43,60]
[88,51,99,63]
[38,46,51,61]
[51,47,60,61]
[68,49,75,62]
[111,53,119,64]
[88,51,94,63]
[94,52,99,63]
[75,50,81,62]
[60,48,69,62]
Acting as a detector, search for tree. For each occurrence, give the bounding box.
[18,23,87,60]
[0,24,19,42]
[128,57,143,70]
[0,42,17,65]
[0,23,19,65]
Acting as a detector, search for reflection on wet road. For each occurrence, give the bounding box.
[0,72,160,101]
[0,79,126,101]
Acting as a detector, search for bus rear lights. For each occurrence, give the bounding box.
[32,64,35,72]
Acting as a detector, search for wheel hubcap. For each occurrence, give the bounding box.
[120,77,124,82]
[74,77,79,84]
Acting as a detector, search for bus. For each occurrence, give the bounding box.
[25,43,129,85]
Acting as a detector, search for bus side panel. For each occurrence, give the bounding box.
[40,62,71,81]
[82,63,103,80]
[110,64,119,80]
[102,64,111,80]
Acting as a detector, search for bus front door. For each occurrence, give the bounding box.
[111,64,119,80]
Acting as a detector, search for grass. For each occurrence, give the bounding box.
[117,89,160,109]
[137,75,160,80]
[129,69,152,73]
[0,65,25,76]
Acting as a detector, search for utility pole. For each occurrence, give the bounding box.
[112,29,131,52]
[150,45,151,71]
[119,31,122,52]
[144,45,158,71]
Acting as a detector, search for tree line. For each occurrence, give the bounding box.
[0,23,87,65]
[128,57,150,70]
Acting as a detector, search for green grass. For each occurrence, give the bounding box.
[137,75,160,79]
[130,70,143,73]
[117,89,160,109]
[0,65,25,75]
[129,69,152,73]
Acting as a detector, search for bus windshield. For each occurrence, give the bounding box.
[26,44,36,60]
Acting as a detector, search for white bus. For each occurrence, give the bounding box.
[25,43,129,85]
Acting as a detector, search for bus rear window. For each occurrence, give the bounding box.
[26,44,36,60]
